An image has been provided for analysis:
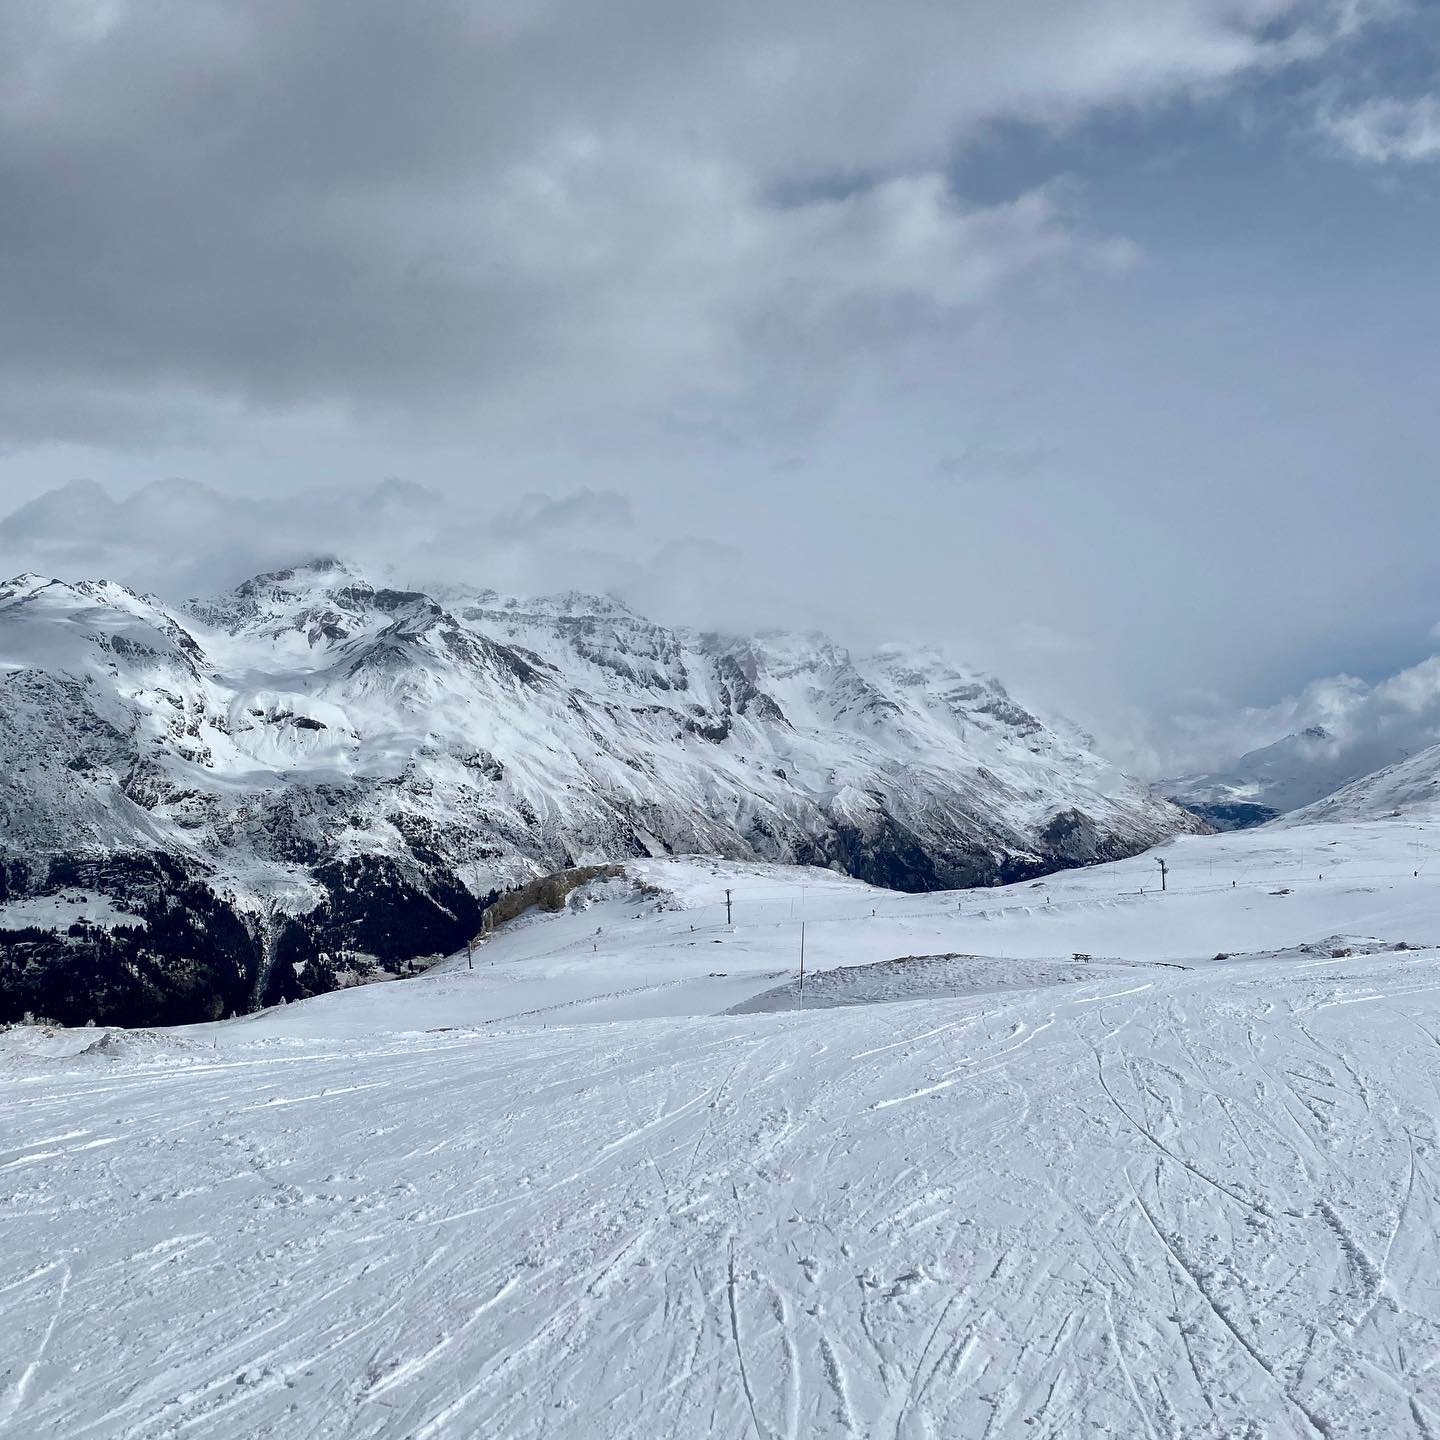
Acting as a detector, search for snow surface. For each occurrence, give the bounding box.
[6,825,1440,1436]
[190,830,1440,1038]
[0,890,141,932]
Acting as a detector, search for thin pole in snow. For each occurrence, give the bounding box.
[799,921,806,1002]
[725,888,733,926]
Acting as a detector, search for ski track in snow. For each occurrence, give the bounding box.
[5,952,1440,1436]
[6,839,1440,1437]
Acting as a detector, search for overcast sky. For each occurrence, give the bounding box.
[1,0,1438,772]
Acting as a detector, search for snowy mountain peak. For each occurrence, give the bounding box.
[1,573,143,611]
[0,572,58,600]
[1166,722,1380,829]
[189,560,446,660]
[0,570,206,679]
[532,589,641,621]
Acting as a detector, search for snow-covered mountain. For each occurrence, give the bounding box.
[1163,724,1398,829]
[1164,660,1440,829]
[1279,740,1440,826]
[0,560,1200,1024]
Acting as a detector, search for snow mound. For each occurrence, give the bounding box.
[0,1023,203,1071]
[728,951,1138,1012]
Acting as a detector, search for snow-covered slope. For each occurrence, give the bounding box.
[6,823,1440,1437]
[1282,740,1440,826]
[0,560,1198,1025]
[201,821,1440,1036]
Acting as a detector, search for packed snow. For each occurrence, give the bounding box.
[5,824,1440,1436]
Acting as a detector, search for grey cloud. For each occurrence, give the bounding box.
[0,478,712,622]
[502,490,636,537]
[0,1,1434,780]
[0,0,1376,444]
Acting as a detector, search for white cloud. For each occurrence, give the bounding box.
[1123,656,1440,780]
[1321,94,1440,162]
[0,478,802,635]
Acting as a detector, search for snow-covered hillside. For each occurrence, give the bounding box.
[0,561,1198,1025]
[1282,740,1440,825]
[6,823,1440,1437]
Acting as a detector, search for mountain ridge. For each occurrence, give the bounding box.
[0,558,1203,1024]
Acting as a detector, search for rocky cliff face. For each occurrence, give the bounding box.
[0,561,1201,1023]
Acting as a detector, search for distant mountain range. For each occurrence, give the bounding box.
[1163,724,1440,830]
[0,559,1201,1024]
[1165,726,1345,829]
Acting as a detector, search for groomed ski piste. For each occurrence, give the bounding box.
[6,818,1440,1438]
